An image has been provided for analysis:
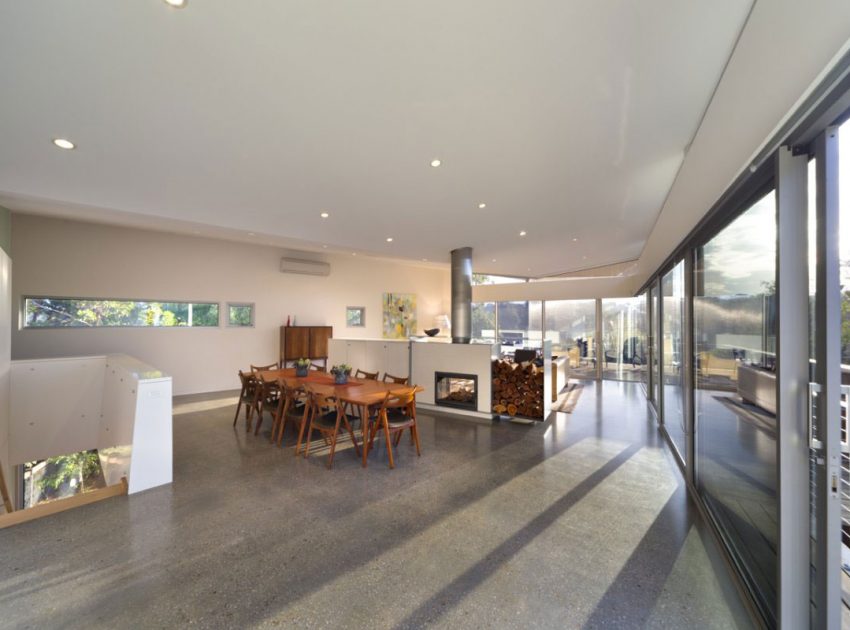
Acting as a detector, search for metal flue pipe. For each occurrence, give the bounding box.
[450,247,473,343]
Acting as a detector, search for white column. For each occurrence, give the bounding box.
[776,145,810,629]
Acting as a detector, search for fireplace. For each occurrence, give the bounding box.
[434,372,478,411]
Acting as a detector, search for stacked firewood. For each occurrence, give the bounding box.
[491,359,544,419]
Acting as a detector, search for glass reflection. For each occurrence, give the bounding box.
[545,300,597,379]
[601,298,647,382]
[694,190,777,617]
[662,262,686,459]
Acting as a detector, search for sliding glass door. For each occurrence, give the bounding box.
[661,262,686,460]
[694,190,777,620]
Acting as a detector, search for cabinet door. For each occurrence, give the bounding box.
[385,342,410,379]
[286,327,310,360]
[327,339,347,370]
[345,341,366,372]
[309,326,332,359]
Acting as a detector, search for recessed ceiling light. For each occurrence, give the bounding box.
[322,245,328,249]
[163,0,187,7]
[519,230,527,237]
[430,159,441,168]
[352,252,357,256]
[572,237,578,242]
[386,237,393,242]
[478,203,486,209]
[52,138,75,150]
[320,212,329,218]
[248,232,256,237]
[491,258,497,263]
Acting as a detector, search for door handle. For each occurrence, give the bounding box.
[810,382,823,451]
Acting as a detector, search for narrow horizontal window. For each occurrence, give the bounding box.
[23,297,220,328]
[227,303,254,327]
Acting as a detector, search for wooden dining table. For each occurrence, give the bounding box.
[253,368,422,467]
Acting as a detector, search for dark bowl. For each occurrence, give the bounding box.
[424,328,440,337]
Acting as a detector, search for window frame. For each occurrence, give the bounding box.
[21,295,222,329]
[346,306,366,328]
[226,302,255,328]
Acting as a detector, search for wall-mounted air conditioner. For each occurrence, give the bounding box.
[280,257,331,276]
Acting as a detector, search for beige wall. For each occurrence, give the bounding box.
[11,215,450,395]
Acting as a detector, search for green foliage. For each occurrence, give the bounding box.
[36,450,101,493]
[472,302,496,336]
[26,298,219,327]
[229,305,252,326]
[331,364,351,375]
[295,358,311,367]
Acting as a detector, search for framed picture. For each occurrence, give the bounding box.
[382,293,417,339]
[346,306,365,327]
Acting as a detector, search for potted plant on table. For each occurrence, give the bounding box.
[295,358,311,377]
[330,364,352,385]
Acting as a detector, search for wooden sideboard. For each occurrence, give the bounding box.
[279,326,333,367]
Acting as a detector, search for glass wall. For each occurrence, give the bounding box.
[662,262,686,459]
[497,301,542,348]
[545,299,597,379]
[694,190,777,617]
[471,302,496,342]
[601,297,647,382]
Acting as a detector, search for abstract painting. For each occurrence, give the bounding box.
[382,293,417,339]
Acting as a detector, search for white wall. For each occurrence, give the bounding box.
[472,276,634,303]
[11,214,450,395]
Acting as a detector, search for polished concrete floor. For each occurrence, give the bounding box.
[0,381,753,629]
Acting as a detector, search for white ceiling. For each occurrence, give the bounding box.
[0,1,752,276]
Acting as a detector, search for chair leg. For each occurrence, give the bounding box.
[411,422,421,456]
[303,413,315,458]
[327,421,341,469]
[233,391,244,427]
[276,399,291,447]
[368,412,381,450]
[383,417,394,469]
[254,403,265,436]
[295,406,310,456]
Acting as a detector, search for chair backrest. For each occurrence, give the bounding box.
[309,364,327,372]
[379,386,417,411]
[251,362,278,372]
[303,384,338,412]
[355,369,379,380]
[382,373,409,384]
[280,379,306,399]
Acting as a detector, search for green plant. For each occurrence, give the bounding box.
[295,358,311,368]
[330,364,351,376]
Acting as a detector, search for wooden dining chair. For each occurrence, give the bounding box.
[251,362,279,372]
[369,387,420,469]
[252,373,281,436]
[300,385,360,468]
[233,370,261,430]
[309,364,327,372]
[382,373,409,385]
[355,369,379,380]
[272,380,308,447]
